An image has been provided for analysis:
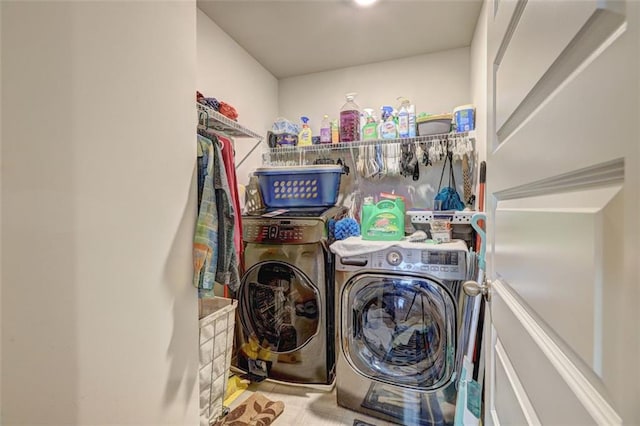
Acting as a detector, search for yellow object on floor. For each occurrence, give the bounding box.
[223,375,249,407]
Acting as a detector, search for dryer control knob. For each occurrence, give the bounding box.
[387,250,403,266]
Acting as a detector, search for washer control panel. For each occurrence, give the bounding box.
[336,243,467,281]
[243,218,329,244]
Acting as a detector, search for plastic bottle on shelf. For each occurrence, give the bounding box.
[298,116,313,146]
[320,114,331,144]
[359,111,367,141]
[339,93,360,142]
[362,108,378,140]
[379,106,398,139]
[397,97,410,138]
[408,102,417,137]
[331,119,340,143]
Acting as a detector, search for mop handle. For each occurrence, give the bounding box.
[471,213,486,271]
[466,212,487,361]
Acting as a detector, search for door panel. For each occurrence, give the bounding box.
[494,338,539,426]
[486,0,639,424]
[490,0,522,60]
[494,185,621,372]
[492,17,629,190]
[494,3,625,146]
[492,286,616,424]
[495,1,598,130]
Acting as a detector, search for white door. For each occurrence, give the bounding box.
[484,0,639,424]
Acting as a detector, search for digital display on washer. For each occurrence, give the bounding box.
[421,250,459,265]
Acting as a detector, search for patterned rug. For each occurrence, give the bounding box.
[213,392,284,426]
[353,420,377,426]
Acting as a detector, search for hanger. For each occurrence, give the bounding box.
[197,110,225,151]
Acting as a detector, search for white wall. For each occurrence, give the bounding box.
[197,9,278,186]
[470,0,488,181]
[276,48,471,210]
[196,17,469,188]
[1,2,199,425]
[278,47,471,136]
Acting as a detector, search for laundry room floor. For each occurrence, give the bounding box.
[228,380,397,426]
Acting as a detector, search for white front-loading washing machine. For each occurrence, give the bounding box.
[333,240,469,426]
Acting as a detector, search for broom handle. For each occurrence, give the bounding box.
[475,162,486,253]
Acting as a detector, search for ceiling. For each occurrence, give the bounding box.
[197,0,484,79]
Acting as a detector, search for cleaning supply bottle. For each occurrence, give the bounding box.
[320,115,331,144]
[331,119,340,143]
[340,93,360,142]
[361,108,378,140]
[408,102,417,137]
[298,116,313,146]
[361,195,406,241]
[397,97,410,138]
[379,106,398,139]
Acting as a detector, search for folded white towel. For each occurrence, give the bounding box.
[329,236,468,258]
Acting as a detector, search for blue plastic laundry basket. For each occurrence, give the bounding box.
[254,165,343,208]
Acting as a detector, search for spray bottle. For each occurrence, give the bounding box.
[379,106,398,139]
[362,108,378,140]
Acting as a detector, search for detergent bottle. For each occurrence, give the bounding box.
[298,116,313,146]
[361,195,406,241]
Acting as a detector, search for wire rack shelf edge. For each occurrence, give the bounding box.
[197,103,264,168]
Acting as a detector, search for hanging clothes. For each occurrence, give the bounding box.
[194,134,240,291]
[196,138,208,208]
[215,134,244,273]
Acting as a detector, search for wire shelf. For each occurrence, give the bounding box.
[265,131,475,154]
[262,131,475,167]
[197,103,263,140]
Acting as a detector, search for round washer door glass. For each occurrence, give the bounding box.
[240,261,321,353]
[342,273,457,391]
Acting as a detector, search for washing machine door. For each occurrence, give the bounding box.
[342,272,457,391]
[239,261,321,354]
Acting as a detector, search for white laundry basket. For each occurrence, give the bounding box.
[199,297,237,426]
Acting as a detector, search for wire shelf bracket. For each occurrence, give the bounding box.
[197,103,263,167]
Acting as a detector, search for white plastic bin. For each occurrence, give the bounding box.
[199,297,237,426]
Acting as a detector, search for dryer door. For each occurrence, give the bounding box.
[342,272,457,391]
[239,261,321,354]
